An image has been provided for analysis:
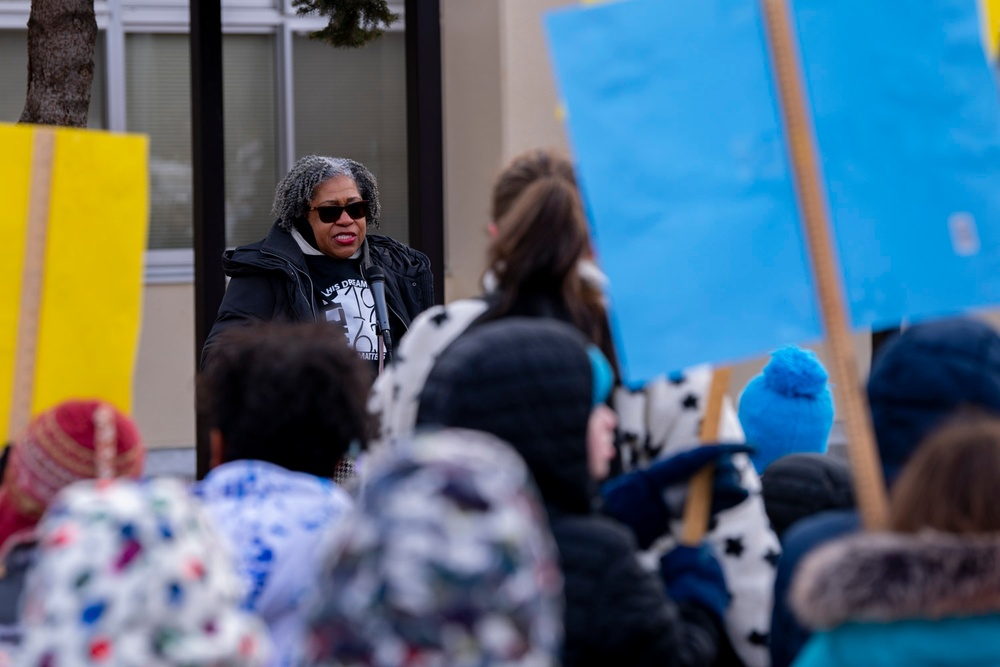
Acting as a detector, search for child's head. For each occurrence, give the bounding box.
[304,429,562,667]
[0,400,145,551]
[199,322,371,477]
[890,411,1000,534]
[18,478,269,667]
[738,346,835,471]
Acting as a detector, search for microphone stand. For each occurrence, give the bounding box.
[378,332,385,376]
[366,266,393,376]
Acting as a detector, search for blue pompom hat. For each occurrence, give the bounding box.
[738,346,835,471]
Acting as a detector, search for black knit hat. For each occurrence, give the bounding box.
[761,453,854,540]
[867,317,1000,482]
[416,318,596,514]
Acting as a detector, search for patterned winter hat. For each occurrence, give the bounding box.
[738,347,835,472]
[0,400,145,552]
[303,428,563,667]
[17,478,271,667]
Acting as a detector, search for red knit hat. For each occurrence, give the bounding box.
[0,399,145,552]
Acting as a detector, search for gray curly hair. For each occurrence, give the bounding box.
[272,155,381,230]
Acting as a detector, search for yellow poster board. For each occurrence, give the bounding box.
[0,123,148,442]
[984,0,1000,57]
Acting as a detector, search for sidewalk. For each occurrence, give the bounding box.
[144,447,196,480]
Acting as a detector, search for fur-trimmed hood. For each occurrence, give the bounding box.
[792,530,1000,630]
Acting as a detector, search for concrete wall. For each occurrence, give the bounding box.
[132,283,195,449]
[441,0,574,300]
[440,0,503,301]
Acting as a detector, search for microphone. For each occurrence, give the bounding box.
[366,266,392,352]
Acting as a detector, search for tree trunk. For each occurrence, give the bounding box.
[19,0,97,127]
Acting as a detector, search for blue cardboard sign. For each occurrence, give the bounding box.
[545,0,1000,385]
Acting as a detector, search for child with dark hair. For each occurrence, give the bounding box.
[195,322,371,667]
[198,322,370,477]
[789,412,1000,667]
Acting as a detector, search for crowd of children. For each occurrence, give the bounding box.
[3,150,1000,667]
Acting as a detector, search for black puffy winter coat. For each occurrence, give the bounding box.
[201,222,433,368]
[416,318,723,667]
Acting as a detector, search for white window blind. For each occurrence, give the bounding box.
[126,33,193,249]
[126,32,279,250]
[222,34,279,247]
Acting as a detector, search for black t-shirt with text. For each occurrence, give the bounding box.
[304,255,381,366]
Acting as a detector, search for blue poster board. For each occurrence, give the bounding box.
[545,0,1000,386]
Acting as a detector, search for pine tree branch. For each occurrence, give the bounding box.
[291,0,400,48]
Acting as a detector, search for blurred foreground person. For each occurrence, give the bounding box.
[416,318,729,667]
[196,323,369,667]
[790,413,1000,666]
[370,148,615,447]
[16,478,269,667]
[0,400,144,647]
[303,429,563,667]
[770,317,1000,667]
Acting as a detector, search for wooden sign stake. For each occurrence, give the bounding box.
[762,0,889,530]
[8,127,55,442]
[680,366,732,545]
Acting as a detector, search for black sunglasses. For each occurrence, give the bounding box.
[310,201,369,223]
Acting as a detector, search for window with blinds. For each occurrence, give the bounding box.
[293,32,409,244]
[126,33,279,250]
[0,18,409,255]
[0,29,107,128]
[126,33,194,250]
[221,35,279,248]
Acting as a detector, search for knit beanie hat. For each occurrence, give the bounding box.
[867,317,1000,483]
[760,453,854,541]
[304,428,563,667]
[0,399,145,552]
[738,346,835,472]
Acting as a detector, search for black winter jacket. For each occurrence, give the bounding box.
[416,318,724,667]
[201,222,434,367]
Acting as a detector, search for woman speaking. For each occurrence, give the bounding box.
[202,155,434,373]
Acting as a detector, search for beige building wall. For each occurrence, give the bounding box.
[441,0,575,300]
[133,283,196,449]
[441,0,503,301]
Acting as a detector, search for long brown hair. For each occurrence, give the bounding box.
[492,149,579,221]
[889,411,1000,534]
[483,150,612,362]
